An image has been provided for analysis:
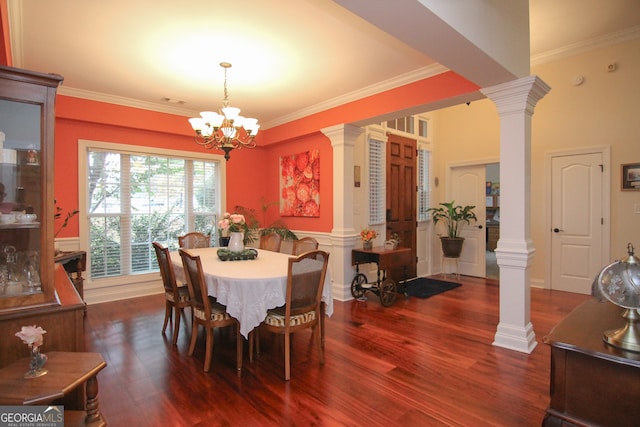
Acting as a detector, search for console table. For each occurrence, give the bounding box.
[0,351,107,426]
[543,300,640,426]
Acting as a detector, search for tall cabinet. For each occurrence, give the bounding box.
[0,66,84,368]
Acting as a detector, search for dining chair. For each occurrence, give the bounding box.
[255,250,329,380]
[259,232,282,252]
[179,248,242,375]
[152,242,191,346]
[291,237,319,256]
[178,232,211,249]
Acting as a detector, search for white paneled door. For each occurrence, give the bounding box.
[450,165,486,277]
[550,152,604,294]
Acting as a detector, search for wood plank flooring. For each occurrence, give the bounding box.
[83,275,591,426]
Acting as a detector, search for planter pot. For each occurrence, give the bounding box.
[440,236,464,258]
[228,232,245,252]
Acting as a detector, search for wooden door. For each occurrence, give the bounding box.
[551,152,604,294]
[450,165,486,277]
[386,134,416,280]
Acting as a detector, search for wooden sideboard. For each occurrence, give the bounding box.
[543,300,640,427]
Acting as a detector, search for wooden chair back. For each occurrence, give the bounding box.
[258,249,329,380]
[153,242,191,345]
[286,250,329,319]
[153,242,178,295]
[178,248,242,375]
[259,233,282,252]
[178,248,209,313]
[291,237,319,256]
[178,232,211,249]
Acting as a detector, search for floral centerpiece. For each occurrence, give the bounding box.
[218,212,253,250]
[360,228,378,250]
[15,325,48,378]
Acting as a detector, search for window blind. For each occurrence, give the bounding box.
[368,138,385,224]
[417,149,431,221]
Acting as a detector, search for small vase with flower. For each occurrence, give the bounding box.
[360,228,378,250]
[15,325,48,378]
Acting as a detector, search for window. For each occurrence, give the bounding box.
[417,149,431,221]
[82,142,224,280]
[368,138,385,224]
[386,116,414,134]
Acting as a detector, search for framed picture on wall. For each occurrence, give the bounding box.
[279,149,320,216]
[621,163,640,190]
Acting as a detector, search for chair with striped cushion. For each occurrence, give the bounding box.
[259,232,282,252]
[178,232,211,249]
[153,242,191,346]
[179,248,242,375]
[258,250,329,380]
[292,237,319,255]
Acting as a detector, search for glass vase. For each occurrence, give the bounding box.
[24,345,48,379]
[363,240,373,250]
[228,232,245,252]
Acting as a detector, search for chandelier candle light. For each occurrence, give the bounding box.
[188,62,260,161]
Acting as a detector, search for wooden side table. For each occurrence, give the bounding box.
[352,246,412,293]
[543,300,640,426]
[0,351,107,426]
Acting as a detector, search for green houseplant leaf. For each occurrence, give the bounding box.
[426,200,477,238]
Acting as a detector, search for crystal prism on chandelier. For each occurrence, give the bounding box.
[188,62,259,160]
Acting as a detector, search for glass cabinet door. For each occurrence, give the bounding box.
[0,66,62,311]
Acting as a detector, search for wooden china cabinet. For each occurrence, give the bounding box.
[0,66,85,369]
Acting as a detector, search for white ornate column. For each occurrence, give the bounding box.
[481,76,550,353]
[321,124,363,300]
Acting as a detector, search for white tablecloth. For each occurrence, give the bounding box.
[171,247,333,338]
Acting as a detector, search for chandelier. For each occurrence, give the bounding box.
[188,62,259,160]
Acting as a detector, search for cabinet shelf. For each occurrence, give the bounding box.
[0,222,40,229]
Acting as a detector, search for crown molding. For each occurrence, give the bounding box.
[531,25,640,67]
[57,86,196,117]
[262,63,449,129]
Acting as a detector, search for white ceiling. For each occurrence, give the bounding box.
[7,0,640,129]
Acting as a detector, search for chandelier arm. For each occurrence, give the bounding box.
[188,62,258,161]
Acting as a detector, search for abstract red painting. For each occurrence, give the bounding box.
[280,149,320,217]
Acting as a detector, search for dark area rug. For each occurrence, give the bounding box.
[402,277,461,299]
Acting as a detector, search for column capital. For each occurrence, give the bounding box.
[321,124,364,147]
[481,75,551,116]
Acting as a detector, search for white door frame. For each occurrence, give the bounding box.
[446,157,500,277]
[544,146,611,289]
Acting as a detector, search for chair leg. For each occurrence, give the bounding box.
[172,305,181,345]
[236,324,243,377]
[315,324,324,364]
[188,321,198,356]
[162,300,172,334]
[204,327,214,372]
[320,302,326,349]
[284,332,291,381]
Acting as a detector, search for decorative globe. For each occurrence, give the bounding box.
[593,243,640,352]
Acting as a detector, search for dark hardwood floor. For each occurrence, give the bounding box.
[84,275,590,426]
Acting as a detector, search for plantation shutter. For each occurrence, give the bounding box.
[368,138,385,225]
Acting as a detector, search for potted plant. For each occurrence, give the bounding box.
[426,200,477,258]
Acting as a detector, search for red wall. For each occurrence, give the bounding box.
[53,96,270,237]
[0,0,11,66]
[51,71,479,237]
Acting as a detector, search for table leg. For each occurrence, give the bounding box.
[84,375,103,425]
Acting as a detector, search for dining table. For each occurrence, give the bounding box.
[170,247,333,338]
